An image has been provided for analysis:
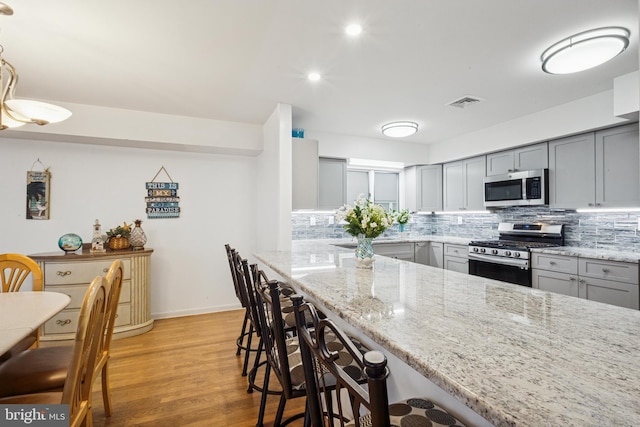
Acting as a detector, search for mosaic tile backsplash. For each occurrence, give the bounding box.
[292,207,640,252]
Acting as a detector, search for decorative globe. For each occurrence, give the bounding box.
[58,233,83,253]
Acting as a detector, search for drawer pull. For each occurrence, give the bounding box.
[602,268,610,273]
[56,271,72,277]
[56,319,72,326]
[569,277,576,281]
[549,261,556,265]
[103,268,109,273]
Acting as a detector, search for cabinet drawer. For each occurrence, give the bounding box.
[44,309,79,335]
[579,258,639,284]
[531,253,578,274]
[444,244,468,259]
[374,243,414,259]
[44,259,131,285]
[444,256,468,273]
[531,269,579,297]
[115,303,131,327]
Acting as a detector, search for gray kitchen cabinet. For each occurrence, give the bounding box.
[374,242,415,262]
[428,242,444,268]
[404,165,443,212]
[548,132,596,209]
[443,243,468,273]
[414,242,430,265]
[577,257,639,309]
[532,252,639,309]
[443,156,486,211]
[292,138,318,210]
[485,142,548,176]
[318,157,347,210]
[548,123,639,209]
[415,241,444,268]
[595,123,639,207]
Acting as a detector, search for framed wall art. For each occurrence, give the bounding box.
[26,160,51,220]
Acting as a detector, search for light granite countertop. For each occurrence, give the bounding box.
[255,240,640,427]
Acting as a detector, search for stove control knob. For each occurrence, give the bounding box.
[480,248,486,253]
[491,249,498,255]
[514,252,521,258]
[473,247,479,253]
[505,251,511,257]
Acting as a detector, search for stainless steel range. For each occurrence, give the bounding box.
[468,223,565,287]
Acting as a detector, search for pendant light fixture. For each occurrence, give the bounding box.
[381,121,418,138]
[541,27,630,74]
[0,2,72,130]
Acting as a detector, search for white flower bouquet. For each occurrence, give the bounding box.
[335,197,393,239]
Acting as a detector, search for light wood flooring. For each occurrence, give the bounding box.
[90,310,306,427]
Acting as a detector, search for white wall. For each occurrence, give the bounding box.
[428,90,630,164]
[307,130,431,166]
[256,104,293,253]
[0,137,258,319]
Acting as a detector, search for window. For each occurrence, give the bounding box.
[346,169,398,210]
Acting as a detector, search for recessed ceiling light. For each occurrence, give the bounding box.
[345,23,362,36]
[307,72,321,82]
[541,27,630,74]
[381,121,418,138]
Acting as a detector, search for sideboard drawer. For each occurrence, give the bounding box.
[49,285,89,310]
[115,303,131,327]
[44,309,79,335]
[44,259,131,285]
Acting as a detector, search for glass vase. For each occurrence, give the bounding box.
[355,236,375,269]
[398,223,406,233]
[129,219,147,250]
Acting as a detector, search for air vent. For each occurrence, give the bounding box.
[447,95,485,109]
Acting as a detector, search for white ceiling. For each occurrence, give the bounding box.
[0,0,637,144]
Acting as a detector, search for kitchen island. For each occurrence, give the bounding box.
[255,240,640,427]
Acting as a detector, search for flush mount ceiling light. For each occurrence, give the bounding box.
[541,27,630,74]
[381,121,418,138]
[345,23,362,37]
[0,2,72,130]
[307,72,321,82]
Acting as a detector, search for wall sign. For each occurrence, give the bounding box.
[146,166,180,219]
[26,159,51,220]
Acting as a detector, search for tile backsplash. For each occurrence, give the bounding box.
[292,207,640,252]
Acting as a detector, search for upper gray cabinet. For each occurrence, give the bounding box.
[443,156,486,211]
[292,138,318,210]
[404,165,442,212]
[318,157,347,210]
[486,142,548,176]
[595,123,639,207]
[549,123,639,209]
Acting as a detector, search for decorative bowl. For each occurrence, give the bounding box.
[58,233,83,253]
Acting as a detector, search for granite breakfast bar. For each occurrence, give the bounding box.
[255,240,640,427]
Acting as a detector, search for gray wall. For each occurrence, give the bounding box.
[292,208,640,252]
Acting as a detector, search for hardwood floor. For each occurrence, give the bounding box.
[90,310,306,427]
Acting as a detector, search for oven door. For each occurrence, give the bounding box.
[468,253,531,287]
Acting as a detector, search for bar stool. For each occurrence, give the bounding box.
[291,295,468,427]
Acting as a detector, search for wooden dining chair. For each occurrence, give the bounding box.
[0,259,124,419]
[0,275,109,427]
[0,253,43,362]
[291,295,467,427]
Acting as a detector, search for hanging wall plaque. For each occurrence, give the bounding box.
[145,166,180,219]
[26,160,51,220]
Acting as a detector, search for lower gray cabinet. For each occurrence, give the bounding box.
[374,242,415,262]
[532,252,639,310]
[443,243,468,273]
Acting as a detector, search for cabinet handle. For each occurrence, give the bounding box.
[596,203,602,207]
[549,261,556,265]
[508,169,514,172]
[602,268,610,273]
[103,268,109,273]
[569,277,576,281]
[56,319,72,326]
[588,203,594,207]
[56,271,72,277]
[579,279,586,284]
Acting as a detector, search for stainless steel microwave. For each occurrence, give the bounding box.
[483,169,549,207]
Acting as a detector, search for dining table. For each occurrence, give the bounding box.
[0,291,71,354]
